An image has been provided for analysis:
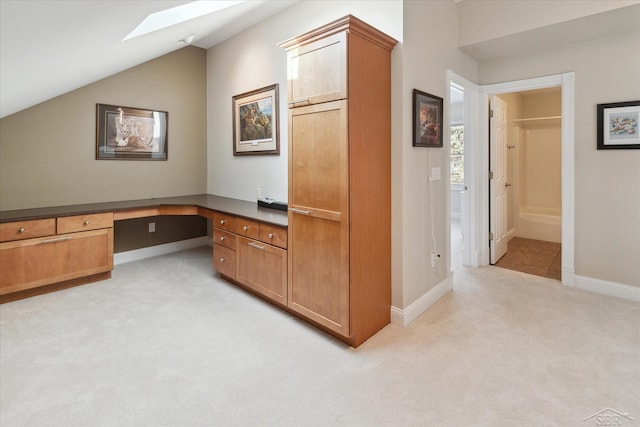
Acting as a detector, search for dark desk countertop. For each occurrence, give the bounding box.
[0,194,288,227]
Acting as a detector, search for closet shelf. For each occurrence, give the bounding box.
[513,115,561,128]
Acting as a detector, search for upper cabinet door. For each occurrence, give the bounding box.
[285,32,347,107]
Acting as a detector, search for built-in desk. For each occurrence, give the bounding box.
[0,194,288,303]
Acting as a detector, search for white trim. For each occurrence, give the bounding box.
[477,73,575,287]
[447,70,478,268]
[114,236,211,265]
[573,275,640,302]
[390,277,452,327]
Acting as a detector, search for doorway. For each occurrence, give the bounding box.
[490,88,563,280]
[448,73,575,286]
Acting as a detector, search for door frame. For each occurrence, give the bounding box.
[446,70,478,269]
[476,73,575,286]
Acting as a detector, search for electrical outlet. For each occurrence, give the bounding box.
[148,222,155,233]
[256,188,262,199]
[430,250,440,268]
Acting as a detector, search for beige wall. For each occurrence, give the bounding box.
[458,0,640,46]
[0,46,207,211]
[520,91,562,211]
[479,30,640,287]
[206,1,402,203]
[400,0,478,306]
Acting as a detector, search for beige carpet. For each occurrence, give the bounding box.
[1,245,638,426]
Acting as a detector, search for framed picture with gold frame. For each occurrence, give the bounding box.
[232,84,279,155]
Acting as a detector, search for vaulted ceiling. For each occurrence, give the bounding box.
[0,0,299,118]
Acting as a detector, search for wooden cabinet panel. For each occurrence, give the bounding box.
[57,213,113,234]
[213,212,236,232]
[213,229,237,250]
[288,214,348,335]
[289,100,348,213]
[0,219,56,242]
[213,243,236,279]
[237,237,287,306]
[283,32,347,107]
[259,223,287,249]
[0,228,113,295]
[235,218,260,240]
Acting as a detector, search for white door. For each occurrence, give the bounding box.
[489,95,508,263]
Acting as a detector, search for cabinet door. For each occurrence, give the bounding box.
[0,228,113,295]
[287,32,347,107]
[236,237,287,306]
[288,100,349,336]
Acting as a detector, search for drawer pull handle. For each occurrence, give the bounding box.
[84,220,90,225]
[268,233,274,239]
[290,208,310,215]
[219,258,225,263]
[19,227,25,233]
[248,242,265,251]
[39,236,71,244]
[243,226,249,231]
[220,236,226,241]
[220,219,226,225]
[288,98,310,106]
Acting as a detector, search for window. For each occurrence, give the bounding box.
[450,124,464,186]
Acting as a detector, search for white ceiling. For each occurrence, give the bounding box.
[0,0,299,118]
[2,1,638,119]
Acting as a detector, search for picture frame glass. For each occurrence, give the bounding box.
[233,84,279,155]
[597,101,640,150]
[96,104,168,160]
[413,89,443,147]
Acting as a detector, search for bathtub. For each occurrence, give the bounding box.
[516,206,562,243]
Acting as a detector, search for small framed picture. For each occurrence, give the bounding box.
[232,84,279,155]
[597,100,640,150]
[96,104,168,160]
[413,89,443,147]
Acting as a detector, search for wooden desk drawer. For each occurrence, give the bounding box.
[213,212,236,232]
[57,213,114,234]
[0,219,56,242]
[260,223,287,249]
[213,244,236,279]
[236,218,260,240]
[213,229,236,250]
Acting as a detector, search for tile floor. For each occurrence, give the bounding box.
[495,237,562,281]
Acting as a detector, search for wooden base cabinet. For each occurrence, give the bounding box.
[0,214,114,297]
[211,211,288,306]
[281,16,397,347]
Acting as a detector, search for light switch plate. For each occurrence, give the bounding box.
[431,167,441,181]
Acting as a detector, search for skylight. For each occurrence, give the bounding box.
[123,0,245,41]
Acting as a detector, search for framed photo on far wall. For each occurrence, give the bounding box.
[96,104,168,160]
[233,84,279,155]
[413,89,443,147]
[597,100,640,150]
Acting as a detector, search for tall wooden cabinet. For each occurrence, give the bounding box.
[280,16,397,347]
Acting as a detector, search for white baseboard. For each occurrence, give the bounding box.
[390,277,452,327]
[573,274,640,302]
[507,227,516,241]
[114,236,211,265]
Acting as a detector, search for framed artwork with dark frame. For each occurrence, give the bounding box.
[232,84,279,155]
[413,89,443,147]
[96,104,168,160]
[597,100,640,150]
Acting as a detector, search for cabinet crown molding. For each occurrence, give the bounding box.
[278,14,397,51]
